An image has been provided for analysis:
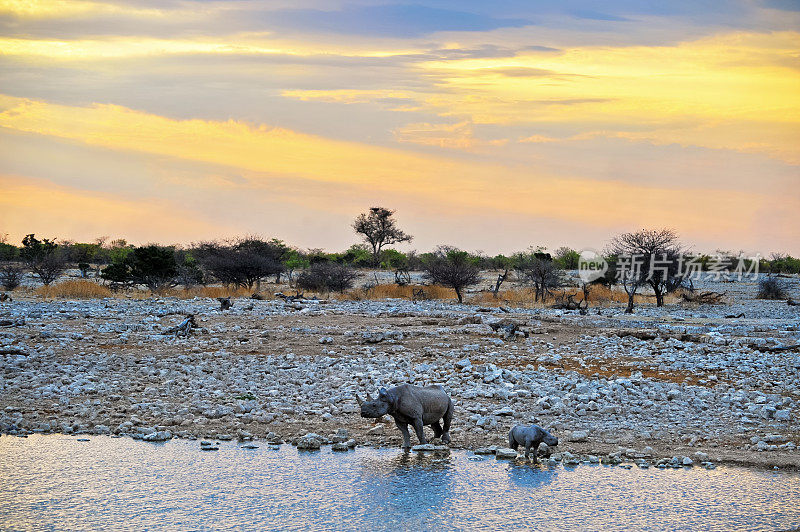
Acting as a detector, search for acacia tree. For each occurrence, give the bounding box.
[422,246,480,303]
[353,207,412,265]
[608,228,683,309]
[514,250,562,303]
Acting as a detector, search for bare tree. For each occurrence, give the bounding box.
[608,228,683,309]
[353,207,412,264]
[422,246,480,303]
[514,251,562,303]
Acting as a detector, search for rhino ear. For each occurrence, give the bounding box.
[356,394,364,406]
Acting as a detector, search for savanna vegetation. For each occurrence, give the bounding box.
[1,207,797,308]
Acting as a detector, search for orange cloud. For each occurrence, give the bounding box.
[0,94,797,253]
[0,174,237,244]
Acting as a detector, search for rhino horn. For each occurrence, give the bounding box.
[356,394,364,406]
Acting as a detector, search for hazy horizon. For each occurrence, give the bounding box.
[1,1,798,255]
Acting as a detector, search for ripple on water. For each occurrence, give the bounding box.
[0,435,798,531]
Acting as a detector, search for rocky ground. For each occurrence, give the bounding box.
[1,277,799,470]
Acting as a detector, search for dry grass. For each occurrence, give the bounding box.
[35,280,113,299]
[168,286,257,299]
[342,282,665,308]
[468,284,651,308]
[343,284,456,301]
[34,282,268,301]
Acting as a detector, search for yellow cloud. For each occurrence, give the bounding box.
[0,0,162,18]
[413,31,800,163]
[393,121,508,150]
[0,94,449,189]
[281,89,417,105]
[0,94,794,248]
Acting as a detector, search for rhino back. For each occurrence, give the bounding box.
[392,384,450,419]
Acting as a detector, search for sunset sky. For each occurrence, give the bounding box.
[1,0,798,255]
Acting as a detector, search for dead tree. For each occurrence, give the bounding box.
[489,319,529,338]
[217,297,233,311]
[492,269,509,298]
[275,291,305,303]
[681,291,724,304]
[162,314,199,337]
[551,293,588,314]
[394,268,411,286]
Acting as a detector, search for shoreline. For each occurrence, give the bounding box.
[2,278,798,475]
[3,430,798,473]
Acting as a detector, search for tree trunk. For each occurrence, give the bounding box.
[455,287,463,303]
[650,281,664,307]
[625,294,635,313]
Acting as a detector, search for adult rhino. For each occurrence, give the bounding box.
[357,384,453,448]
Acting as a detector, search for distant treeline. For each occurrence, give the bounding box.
[1,208,798,308]
[1,235,797,277]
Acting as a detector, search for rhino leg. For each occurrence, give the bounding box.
[431,421,443,439]
[412,418,427,445]
[525,440,540,462]
[395,421,412,449]
[441,400,453,444]
[509,433,518,450]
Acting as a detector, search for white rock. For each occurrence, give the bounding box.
[568,430,588,443]
[495,448,518,459]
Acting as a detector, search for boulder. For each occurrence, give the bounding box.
[495,448,518,459]
[568,430,588,442]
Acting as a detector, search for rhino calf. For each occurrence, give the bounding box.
[358,384,453,448]
[508,424,558,461]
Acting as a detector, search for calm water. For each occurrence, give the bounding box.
[0,435,798,531]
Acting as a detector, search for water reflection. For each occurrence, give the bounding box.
[1,435,799,532]
[356,450,455,526]
[506,461,559,490]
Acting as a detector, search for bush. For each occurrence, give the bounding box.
[422,246,480,303]
[757,277,788,300]
[0,243,19,261]
[554,247,580,270]
[101,245,178,293]
[341,245,374,267]
[379,248,408,270]
[296,263,359,293]
[0,265,24,291]
[20,234,66,285]
[195,238,285,289]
